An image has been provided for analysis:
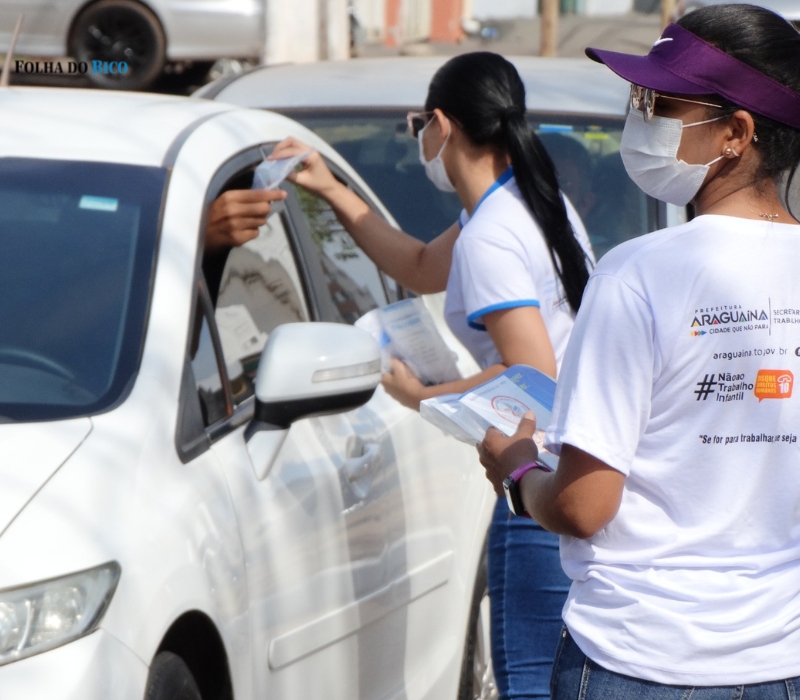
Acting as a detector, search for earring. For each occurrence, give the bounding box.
[753,132,759,143]
[724,147,739,158]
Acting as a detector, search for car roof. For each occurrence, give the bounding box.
[198,56,631,117]
[0,87,236,166]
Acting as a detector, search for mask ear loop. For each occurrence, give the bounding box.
[682,115,726,129]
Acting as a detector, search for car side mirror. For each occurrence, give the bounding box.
[248,322,381,435]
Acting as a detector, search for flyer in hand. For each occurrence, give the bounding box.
[420,364,558,470]
[251,150,312,190]
[356,297,461,386]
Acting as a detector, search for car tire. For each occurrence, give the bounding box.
[144,652,203,700]
[457,546,499,700]
[69,0,166,91]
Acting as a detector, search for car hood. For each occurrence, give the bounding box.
[0,418,92,535]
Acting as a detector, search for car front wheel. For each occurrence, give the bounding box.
[69,0,166,90]
[457,548,498,700]
[145,652,203,700]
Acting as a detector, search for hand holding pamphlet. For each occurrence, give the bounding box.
[420,364,558,470]
[356,297,461,386]
[252,150,312,190]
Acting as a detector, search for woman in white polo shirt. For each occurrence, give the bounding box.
[480,4,800,695]
[273,52,593,699]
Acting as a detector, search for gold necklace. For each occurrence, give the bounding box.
[759,212,780,222]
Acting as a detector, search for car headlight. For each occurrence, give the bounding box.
[0,562,120,666]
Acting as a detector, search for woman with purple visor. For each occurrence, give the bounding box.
[479,3,800,696]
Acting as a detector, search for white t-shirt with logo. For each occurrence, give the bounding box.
[545,214,800,685]
[445,169,592,371]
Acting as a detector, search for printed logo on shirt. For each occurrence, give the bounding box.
[773,308,800,325]
[754,370,794,401]
[689,305,769,336]
[694,372,754,403]
[694,374,717,400]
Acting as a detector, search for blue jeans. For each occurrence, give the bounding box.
[551,627,800,699]
[489,497,571,700]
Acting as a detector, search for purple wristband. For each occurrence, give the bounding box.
[509,461,553,482]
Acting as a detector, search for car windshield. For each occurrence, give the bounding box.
[0,158,167,422]
[286,109,661,259]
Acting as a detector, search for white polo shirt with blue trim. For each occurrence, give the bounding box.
[444,168,592,370]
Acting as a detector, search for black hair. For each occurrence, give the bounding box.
[424,52,590,313]
[678,5,800,216]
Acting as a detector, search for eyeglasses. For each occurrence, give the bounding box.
[629,85,723,122]
[407,111,435,139]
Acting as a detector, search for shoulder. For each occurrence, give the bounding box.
[463,184,541,245]
[592,216,718,280]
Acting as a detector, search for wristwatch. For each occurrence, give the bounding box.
[503,461,552,518]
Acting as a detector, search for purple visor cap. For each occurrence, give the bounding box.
[586,23,800,131]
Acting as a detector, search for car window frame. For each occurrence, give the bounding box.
[176,146,317,462]
[281,157,399,314]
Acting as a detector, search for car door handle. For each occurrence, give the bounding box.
[344,442,380,483]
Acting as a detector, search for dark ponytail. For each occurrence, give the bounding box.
[425,52,590,313]
[679,5,800,217]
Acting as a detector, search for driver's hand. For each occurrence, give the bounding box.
[205,189,287,252]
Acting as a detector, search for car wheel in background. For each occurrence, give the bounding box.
[145,652,203,700]
[69,0,166,91]
[458,547,499,700]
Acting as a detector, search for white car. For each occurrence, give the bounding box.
[197,56,687,259]
[0,0,262,89]
[0,87,495,700]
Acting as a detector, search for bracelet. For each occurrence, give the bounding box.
[509,461,553,482]
[503,461,552,519]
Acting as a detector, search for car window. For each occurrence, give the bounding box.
[0,158,167,422]
[292,112,460,244]
[212,205,310,405]
[190,305,230,427]
[534,122,658,260]
[288,109,660,260]
[283,182,387,324]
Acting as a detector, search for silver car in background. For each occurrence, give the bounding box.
[197,56,686,260]
[0,0,261,90]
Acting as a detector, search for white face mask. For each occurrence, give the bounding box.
[418,116,456,193]
[620,107,727,206]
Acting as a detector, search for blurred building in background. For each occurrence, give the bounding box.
[350,0,644,48]
[264,0,350,63]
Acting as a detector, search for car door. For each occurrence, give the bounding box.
[282,170,492,699]
[178,153,396,700]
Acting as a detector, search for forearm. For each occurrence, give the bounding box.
[418,364,506,400]
[519,469,591,538]
[519,445,624,539]
[320,180,450,294]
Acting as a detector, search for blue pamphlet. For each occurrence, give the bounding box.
[420,364,558,469]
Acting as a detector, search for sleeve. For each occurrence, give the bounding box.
[544,272,655,476]
[455,226,540,331]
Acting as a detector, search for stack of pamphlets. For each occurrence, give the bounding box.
[420,364,558,470]
[355,297,461,386]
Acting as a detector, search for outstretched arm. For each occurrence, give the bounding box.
[271,137,459,295]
